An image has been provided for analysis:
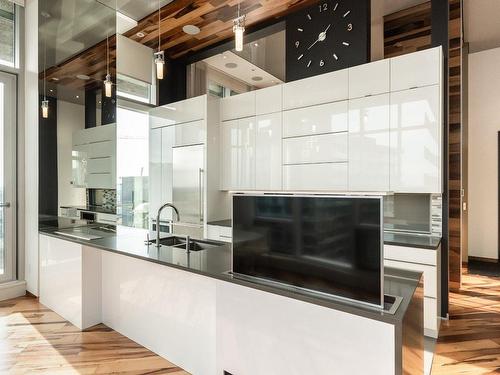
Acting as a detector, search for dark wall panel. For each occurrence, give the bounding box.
[158,58,187,106]
[38,96,58,217]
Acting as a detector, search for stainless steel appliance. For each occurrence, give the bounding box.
[172,144,204,237]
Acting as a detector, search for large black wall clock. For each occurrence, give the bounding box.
[286,0,371,82]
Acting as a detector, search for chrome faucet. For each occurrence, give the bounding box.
[156,203,180,248]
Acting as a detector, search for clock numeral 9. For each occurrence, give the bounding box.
[347,23,353,31]
[319,59,325,67]
[319,3,327,12]
[295,41,300,48]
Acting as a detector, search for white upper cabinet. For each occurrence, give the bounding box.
[256,85,282,115]
[390,47,442,91]
[150,95,206,128]
[283,101,348,138]
[149,127,162,224]
[390,85,442,193]
[174,120,206,147]
[256,113,282,190]
[283,68,348,110]
[220,120,238,191]
[237,117,256,190]
[348,94,390,191]
[220,91,256,121]
[349,60,390,99]
[283,163,348,191]
[283,133,348,165]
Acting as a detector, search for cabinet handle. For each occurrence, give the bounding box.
[0,202,10,208]
[199,168,204,223]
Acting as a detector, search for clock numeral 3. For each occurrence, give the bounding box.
[318,3,327,12]
[347,23,353,31]
[319,59,325,67]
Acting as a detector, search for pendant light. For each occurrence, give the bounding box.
[154,0,165,80]
[41,33,49,119]
[233,2,245,52]
[104,27,112,97]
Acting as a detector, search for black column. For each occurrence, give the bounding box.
[38,95,58,217]
[431,0,449,318]
[158,58,187,106]
[85,88,96,128]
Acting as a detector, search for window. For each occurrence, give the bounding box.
[0,0,15,67]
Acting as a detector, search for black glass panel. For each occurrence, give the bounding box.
[233,195,382,306]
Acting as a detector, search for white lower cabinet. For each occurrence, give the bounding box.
[256,113,282,190]
[348,94,390,191]
[39,235,101,330]
[390,85,442,193]
[206,224,232,243]
[384,243,441,338]
[283,163,348,191]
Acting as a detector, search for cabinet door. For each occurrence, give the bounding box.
[349,59,390,99]
[256,113,282,190]
[160,126,175,220]
[220,91,256,121]
[174,120,206,147]
[283,68,348,110]
[72,144,88,188]
[283,133,348,165]
[348,94,390,191]
[391,47,441,91]
[256,85,282,115]
[149,128,162,225]
[283,163,348,191]
[220,120,238,190]
[150,95,206,128]
[283,101,348,138]
[237,117,256,190]
[390,85,441,193]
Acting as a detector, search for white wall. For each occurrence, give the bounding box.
[468,47,500,260]
[24,0,39,295]
[57,100,86,214]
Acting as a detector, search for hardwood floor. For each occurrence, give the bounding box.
[0,296,190,374]
[431,269,500,374]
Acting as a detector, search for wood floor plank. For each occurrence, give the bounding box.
[432,269,500,374]
[0,296,190,375]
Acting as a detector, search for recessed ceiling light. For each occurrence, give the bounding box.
[225,62,238,69]
[76,74,90,80]
[98,101,102,104]
[76,95,80,99]
[49,89,53,92]
[183,25,200,35]
[252,76,263,81]
[254,43,259,47]
[51,77,59,81]
[222,54,227,59]
[136,32,145,38]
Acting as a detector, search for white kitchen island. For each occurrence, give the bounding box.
[39,222,424,375]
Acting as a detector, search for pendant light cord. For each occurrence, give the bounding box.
[158,0,161,53]
[43,0,46,102]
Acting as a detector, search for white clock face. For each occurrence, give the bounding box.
[291,1,353,69]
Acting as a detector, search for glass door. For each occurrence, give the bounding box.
[0,71,16,282]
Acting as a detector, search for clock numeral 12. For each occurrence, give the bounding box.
[319,3,327,12]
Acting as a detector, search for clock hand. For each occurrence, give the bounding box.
[307,24,332,50]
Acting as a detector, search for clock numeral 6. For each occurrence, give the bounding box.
[319,3,327,12]
[347,23,353,31]
[295,41,300,48]
[319,59,325,67]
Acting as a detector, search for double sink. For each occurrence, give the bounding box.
[150,236,219,252]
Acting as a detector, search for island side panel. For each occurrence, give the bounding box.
[216,281,396,375]
[100,251,217,375]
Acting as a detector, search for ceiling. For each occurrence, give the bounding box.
[382,0,428,16]
[96,0,174,22]
[464,0,500,53]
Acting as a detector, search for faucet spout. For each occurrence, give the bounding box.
[156,203,180,248]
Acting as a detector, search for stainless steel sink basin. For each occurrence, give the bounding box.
[152,236,220,252]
